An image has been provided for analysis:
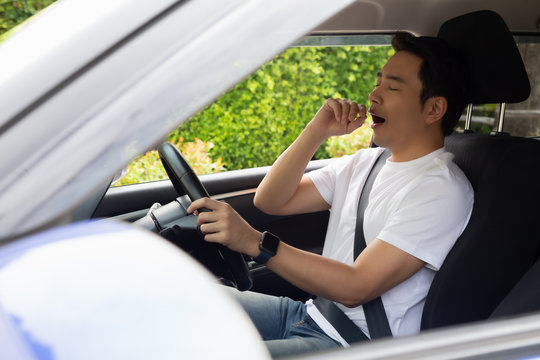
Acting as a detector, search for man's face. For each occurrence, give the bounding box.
[368,50,433,157]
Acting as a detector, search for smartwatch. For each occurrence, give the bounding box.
[252,231,280,264]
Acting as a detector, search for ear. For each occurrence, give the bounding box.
[424,96,448,125]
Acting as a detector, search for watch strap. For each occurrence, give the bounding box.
[252,250,273,264]
[252,231,279,264]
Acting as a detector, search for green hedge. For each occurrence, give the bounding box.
[120,45,392,185]
[2,1,394,183]
[0,0,57,35]
[114,138,226,187]
[170,45,393,171]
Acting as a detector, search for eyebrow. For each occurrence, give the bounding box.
[377,71,406,84]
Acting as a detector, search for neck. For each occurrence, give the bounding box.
[389,137,444,162]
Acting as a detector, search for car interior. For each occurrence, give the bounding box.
[87,2,540,346]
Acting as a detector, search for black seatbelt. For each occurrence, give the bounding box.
[314,149,392,342]
[355,149,392,339]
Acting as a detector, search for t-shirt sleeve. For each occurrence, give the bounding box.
[306,155,353,206]
[377,174,474,271]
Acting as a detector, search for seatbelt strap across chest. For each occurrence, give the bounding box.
[313,148,392,342]
[355,149,392,339]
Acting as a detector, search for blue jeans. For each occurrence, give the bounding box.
[226,288,342,358]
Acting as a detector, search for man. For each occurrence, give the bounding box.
[187,32,474,357]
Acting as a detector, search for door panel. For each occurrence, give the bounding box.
[93,161,331,299]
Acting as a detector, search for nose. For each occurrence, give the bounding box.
[369,86,381,105]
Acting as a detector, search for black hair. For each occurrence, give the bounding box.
[392,32,468,136]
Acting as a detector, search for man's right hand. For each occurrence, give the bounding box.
[307,98,367,140]
[254,98,367,216]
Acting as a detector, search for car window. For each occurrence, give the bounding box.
[456,35,540,135]
[508,36,540,137]
[113,35,394,186]
[114,33,540,186]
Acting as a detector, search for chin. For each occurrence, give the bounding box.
[372,134,389,149]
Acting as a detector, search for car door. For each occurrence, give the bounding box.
[93,160,331,300]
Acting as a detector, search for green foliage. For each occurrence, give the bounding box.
[0,0,57,35]
[455,103,498,134]
[2,0,394,184]
[179,138,226,174]
[114,138,226,187]
[114,148,165,187]
[169,46,393,171]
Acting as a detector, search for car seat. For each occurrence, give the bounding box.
[490,255,540,319]
[421,10,540,330]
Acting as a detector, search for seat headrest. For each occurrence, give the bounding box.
[438,10,530,104]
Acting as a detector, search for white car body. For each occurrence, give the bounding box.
[1,0,540,359]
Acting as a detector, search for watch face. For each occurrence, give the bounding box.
[261,231,280,256]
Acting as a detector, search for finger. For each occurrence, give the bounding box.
[346,101,360,122]
[187,197,220,214]
[187,198,206,214]
[196,210,220,225]
[352,104,368,122]
[326,98,342,123]
[202,232,225,245]
[347,102,363,122]
[340,100,351,124]
[199,221,221,235]
[348,116,366,133]
[349,112,368,132]
[359,104,367,117]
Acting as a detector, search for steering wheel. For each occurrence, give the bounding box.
[157,142,253,291]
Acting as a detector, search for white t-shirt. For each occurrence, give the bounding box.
[305,147,474,346]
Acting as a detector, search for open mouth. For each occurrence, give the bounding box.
[371,114,386,124]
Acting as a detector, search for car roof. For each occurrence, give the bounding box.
[314,0,539,35]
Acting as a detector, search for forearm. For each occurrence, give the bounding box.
[255,99,367,215]
[188,197,424,307]
[189,198,370,305]
[264,237,426,307]
[254,125,326,214]
[265,242,372,307]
